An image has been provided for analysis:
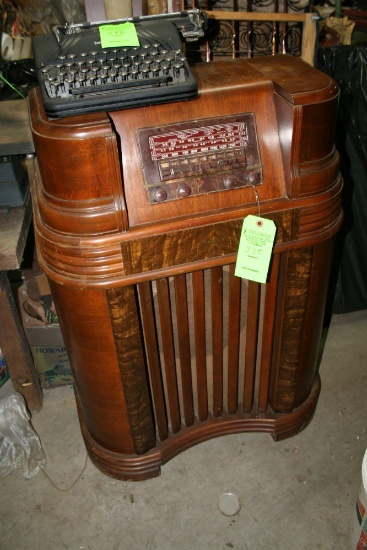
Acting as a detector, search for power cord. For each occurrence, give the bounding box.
[38,452,89,492]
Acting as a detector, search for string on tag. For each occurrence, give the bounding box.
[249,183,261,218]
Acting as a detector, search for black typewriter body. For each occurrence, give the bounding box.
[33,11,206,118]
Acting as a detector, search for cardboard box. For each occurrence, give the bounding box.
[18,276,73,388]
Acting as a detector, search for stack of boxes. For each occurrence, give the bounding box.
[18,275,73,387]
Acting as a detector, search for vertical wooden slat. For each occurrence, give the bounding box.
[301,14,317,66]
[268,251,288,411]
[258,254,280,412]
[156,278,181,433]
[227,264,241,414]
[243,281,261,412]
[138,281,169,441]
[211,266,224,417]
[174,274,195,427]
[192,270,208,421]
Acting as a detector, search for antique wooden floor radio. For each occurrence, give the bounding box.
[28,12,342,479]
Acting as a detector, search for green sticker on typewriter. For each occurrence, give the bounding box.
[235,215,276,284]
[99,22,140,48]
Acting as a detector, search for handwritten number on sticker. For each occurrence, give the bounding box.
[99,22,140,48]
[235,215,276,284]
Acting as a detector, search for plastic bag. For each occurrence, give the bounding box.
[0,393,46,480]
[19,0,86,35]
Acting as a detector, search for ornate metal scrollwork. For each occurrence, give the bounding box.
[185,0,309,61]
[206,20,235,55]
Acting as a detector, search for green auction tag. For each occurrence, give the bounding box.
[235,215,276,284]
[99,22,140,49]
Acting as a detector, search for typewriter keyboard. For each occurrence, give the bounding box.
[40,44,189,100]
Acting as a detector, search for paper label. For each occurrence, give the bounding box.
[99,22,140,48]
[235,215,276,284]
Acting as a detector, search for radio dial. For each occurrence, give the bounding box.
[154,188,167,202]
[247,172,260,185]
[223,176,237,189]
[178,184,191,198]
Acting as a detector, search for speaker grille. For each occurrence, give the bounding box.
[137,263,268,441]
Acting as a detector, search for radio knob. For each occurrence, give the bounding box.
[178,184,191,198]
[154,188,167,202]
[223,176,237,189]
[247,172,260,185]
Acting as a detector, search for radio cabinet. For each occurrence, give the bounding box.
[28,55,342,480]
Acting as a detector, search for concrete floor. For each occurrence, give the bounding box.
[1,309,366,550]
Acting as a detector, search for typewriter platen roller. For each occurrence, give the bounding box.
[32,10,206,118]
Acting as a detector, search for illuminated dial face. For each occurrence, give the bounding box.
[148,122,249,161]
[137,114,262,203]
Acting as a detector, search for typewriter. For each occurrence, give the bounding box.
[32,9,206,118]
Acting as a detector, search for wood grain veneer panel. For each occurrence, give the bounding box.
[106,285,156,454]
[294,239,335,407]
[49,281,136,454]
[269,247,314,413]
[120,210,296,276]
